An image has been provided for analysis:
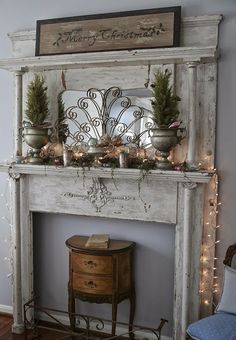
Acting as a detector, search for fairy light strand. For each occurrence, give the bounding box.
[200,173,221,313]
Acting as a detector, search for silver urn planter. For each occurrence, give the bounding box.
[150,128,184,170]
[23,127,49,164]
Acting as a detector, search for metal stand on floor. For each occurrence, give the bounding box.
[24,298,168,340]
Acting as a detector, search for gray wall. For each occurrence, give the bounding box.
[0,0,236,337]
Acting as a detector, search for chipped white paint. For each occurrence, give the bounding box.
[7,15,222,58]
[0,46,218,72]
[9,173,24,334]
[0,14,221,340]
[186,62,198,167]
[14,71,23,157]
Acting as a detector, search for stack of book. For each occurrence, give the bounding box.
[85,234,110,249]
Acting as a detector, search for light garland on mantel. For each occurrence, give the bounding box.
[200,171,221,315]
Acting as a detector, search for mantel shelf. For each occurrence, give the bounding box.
[0,163,212,183]
[0,46,217,72]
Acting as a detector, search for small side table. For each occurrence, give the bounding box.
[66,235,136,338]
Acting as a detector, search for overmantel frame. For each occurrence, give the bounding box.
[0,14,222,340]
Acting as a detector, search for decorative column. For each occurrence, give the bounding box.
[186,62,198,168]
[177,62,199,339]
[10,70,24,334]
[14,71,23,157]
[181,182,197,339]
[9,172,24,334]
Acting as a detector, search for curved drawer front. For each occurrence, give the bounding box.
[72,252,112,275]
[73,273,113,294]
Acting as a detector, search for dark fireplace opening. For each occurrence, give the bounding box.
[33,212,175,337]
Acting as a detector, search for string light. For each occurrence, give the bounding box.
[200,172,221,316]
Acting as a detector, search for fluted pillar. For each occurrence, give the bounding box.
[186,62,198,168]
[11,70,24,334]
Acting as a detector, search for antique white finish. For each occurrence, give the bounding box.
[0,46,217,72]
[186,62,198,167]
[14,72,23,156]
[181,184,197,339]
[0,14,221,340]
[9,173,24,334]
[7,15,222,58]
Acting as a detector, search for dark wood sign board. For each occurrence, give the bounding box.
[35,7,181,56]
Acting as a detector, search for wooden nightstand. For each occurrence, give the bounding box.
[66,235,136,338]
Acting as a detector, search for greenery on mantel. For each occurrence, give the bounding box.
[150,69,181,128]
[25,74,49,126]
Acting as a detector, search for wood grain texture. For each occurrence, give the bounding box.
[0,14,222,340]
[28,175,178,224]
[71,253,113,275]
[67,236,135,336]
[8,15,222,58]
[36,8,180,55]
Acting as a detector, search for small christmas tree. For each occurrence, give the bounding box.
[25,74,49,126]
[150,70,181,128]
[57,92,68,143]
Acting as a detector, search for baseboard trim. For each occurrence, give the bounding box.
[0,304,13,315]
[37,311,172,340]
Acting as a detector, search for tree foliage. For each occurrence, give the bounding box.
[57,92,68,143]
[25,74,49,126]
[151,70,181,128]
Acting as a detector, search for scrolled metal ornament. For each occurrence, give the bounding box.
[59,86,152,148]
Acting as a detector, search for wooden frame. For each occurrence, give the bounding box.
[0,14,222,340]
[35,6,181,56]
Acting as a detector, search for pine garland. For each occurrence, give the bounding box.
[151,70,181,128]
[25,74,49,126]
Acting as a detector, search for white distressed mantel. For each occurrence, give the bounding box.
[0,14,222,340]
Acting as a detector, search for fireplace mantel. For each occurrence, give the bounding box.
[0,14,221,340]
[0,163,212,182]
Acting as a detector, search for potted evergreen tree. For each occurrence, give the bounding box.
[23,74,50,164]
[149,69,184,169]
[57,92,68,144]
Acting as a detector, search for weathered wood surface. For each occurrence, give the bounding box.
[28,175,177,223]
[0,163,212,183]
[0,14,221,340]
[0,46,217,72]
[37,9,179,55]
[8,15,222,58]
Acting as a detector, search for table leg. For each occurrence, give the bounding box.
[112,298,118,336]
[68,287,76,331]
[129,290,136,340]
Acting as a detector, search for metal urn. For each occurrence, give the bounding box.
[150,128,184,170]
[23,127,49,164]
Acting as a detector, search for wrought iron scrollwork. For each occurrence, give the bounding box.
[57,87,153,148]
[24,297,168,340]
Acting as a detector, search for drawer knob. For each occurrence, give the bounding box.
[84,280,97,288]
[84,260,97,269]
